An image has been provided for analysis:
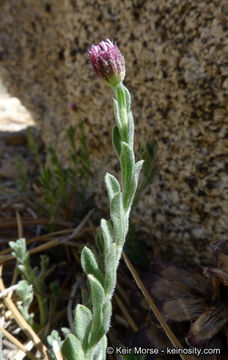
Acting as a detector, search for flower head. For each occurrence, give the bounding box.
[88,39,125,88]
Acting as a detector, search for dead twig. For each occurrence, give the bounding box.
[0,326,37,360]
[0,284,19,299]
[114,293,138,332]
[0,209,95,265]
[0,265,49,359]
[123,251,194,360]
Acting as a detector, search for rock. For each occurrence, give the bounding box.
[0,157,19,179]
[0,130,28,146]
[0,0,227,265]
[0,93,34,132]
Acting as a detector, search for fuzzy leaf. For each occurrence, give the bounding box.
[102,301,112,334]
[121,142,134,190]
[16,280,33,304]
[113,125,121,157]
[100,219,113,254]
[127,111,134,148]
[90,302,112,348]
[113,99,122,130]
[61,328,71,337]
[116,82,126,110]
[81,247,103,284]
[104,244,117,298]
[124,86,131,113]
[74,304,92,345]
[61,334,85,360]
[105,173,121,203]
[47,330,62,360]
[17,280,34,324]
[39,254,49,280]
[120,142,135,211]
[110,192,125,246]
[88,275,105,312]
[91,335,107,360]
[95,227,104,254]
[9,238,28,263]
[124,160,143,212]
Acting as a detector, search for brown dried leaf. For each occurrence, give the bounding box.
[162,297,206,322]
[204,267,228,287]
[187,305,228,346]
[152,262,211,297]
[143,275,192,302]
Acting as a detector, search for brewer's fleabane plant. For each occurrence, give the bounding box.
[60,39,144,360]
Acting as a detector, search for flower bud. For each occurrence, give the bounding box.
[89,39,125,88]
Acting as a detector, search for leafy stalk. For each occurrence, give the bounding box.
[9,238,48,329]
[61,80,143,360]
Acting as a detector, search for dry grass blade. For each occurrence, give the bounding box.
[114,293,138,332]
[0,226,95,257]
[0,218,67,229]
[0,238,60,264]
[123,251,195,360]
[0,265,49,359]
[52,339,64,360]
[59,209,94,244]
[0,284,19,298]
[16,211,23,239]
[0,326,37,360]
[0,209,95,265]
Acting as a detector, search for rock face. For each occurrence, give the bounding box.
[0,0,227,265]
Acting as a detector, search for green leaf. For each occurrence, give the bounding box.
[16,280,34,325]
[91,301,112,347]
[100,219,113,254]
[39,254,49,280]
[116,82,126,110]
[61,328,71,337]
[110,192,126,246]
[81,247,103,284]
[16,280,33,303]
[121,142,134,188]
[88,275,105,312]
[139,139,158,178]
[104,244,117,298]
[124,86,131,113]
[112,125,121,157]
[127,111,134,148]
[9,238,27,264]
[91,335,107,360]
[81,287,90,309]
[47,330,62,360]
[120,142,135,209]
[102,301,112,334]
[113,99,122,130]
[105,173,121,203]
[125,160,144,212]
[95,227,104,255]
[61,334,85,360]
[74,304,92,345]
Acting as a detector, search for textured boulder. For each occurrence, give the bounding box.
[0,0,227,265]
